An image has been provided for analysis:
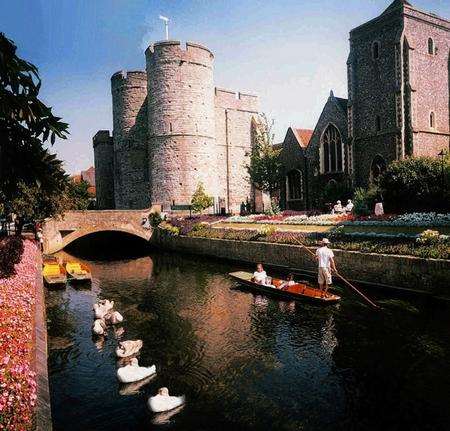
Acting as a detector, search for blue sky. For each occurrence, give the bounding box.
[2,0,449,173]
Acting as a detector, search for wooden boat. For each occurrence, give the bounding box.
[42,263,67,286]
[65,261,92,282]
[229,271,340,304]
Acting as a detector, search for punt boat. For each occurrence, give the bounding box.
[65,262,92,282]
[229,271,340,304]
[42,263,67,287]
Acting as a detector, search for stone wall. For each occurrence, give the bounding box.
[215,89,259,213]
[349,5,403,187]
[111,70,149,209]
[93,131,115,209]
[146,41,217,210]
[151,232,450,293]
[404,7,450,157]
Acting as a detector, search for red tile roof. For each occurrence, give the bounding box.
[292,128,314,148]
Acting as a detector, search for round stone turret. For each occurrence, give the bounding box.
[110,70,149,209]
[145,41,218,209]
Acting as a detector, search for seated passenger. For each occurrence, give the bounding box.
[278,274,296,290]
[345,199,354,213]
[332,200,343,214]
[252,263,268,285]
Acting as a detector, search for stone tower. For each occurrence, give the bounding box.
[145,41,218,209]
[111,70,149,209]
[93,130,115,209]
[348,0,450,186]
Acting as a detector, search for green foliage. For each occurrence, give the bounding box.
[191,182,214,214]
[66,180,92,210]
[148,212,163,228]
[158,221,180,236]
[246,114,282,197]
[353,186,380,216]
[380,156,450,213]
[0,32,69,222]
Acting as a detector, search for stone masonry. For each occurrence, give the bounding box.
[94,41,259,213]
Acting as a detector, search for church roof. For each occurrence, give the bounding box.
[335,97,348,113]
[292,128,314,148]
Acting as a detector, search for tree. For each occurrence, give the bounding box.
[191,182,214,214]
[380,156,450,213]
[66,180,92,210]
[246,115,282,208]
[0,32,69,227]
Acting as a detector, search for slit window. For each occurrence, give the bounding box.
[428,38,435,55]
[430,111,435,129]
[372,41,380,60]
[375,115,381,132]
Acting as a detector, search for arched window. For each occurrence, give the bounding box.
[375,115,381,132]
[428,38,435,55]
[286,170,303,201]
[321,124,343,173]
[370,155,386,183]
[429,111,435,129]
[372,41,380,60]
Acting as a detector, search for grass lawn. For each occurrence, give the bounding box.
[215,222,450,235]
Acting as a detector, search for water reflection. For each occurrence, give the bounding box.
[47,249,450,431]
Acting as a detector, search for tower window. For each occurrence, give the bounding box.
[429,111,435,129]
[372,41,380,60]
[375,115,381,132]
[428,38,435,55]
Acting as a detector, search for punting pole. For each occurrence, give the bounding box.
[289,235,381,310]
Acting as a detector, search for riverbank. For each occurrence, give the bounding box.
[0,238,51,431]
[150,231,450,295]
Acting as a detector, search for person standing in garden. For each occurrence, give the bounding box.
[316,238,337,297]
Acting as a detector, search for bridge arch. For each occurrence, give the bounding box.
[42,208,156,254]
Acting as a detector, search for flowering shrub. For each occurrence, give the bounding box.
[416,229,441,245]
[158,221,180,236]
[257,225,277,237]
[0,240,38,430]
[167,215,226,235]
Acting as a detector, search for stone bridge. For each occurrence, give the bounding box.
[42,208,157,254]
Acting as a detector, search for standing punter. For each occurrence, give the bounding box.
[315,238,337,297]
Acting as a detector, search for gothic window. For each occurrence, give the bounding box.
[286,170,303,201]
[429,111,435,129]
[372,41,380,60]
[375,115,381,132]
[321,124,343,173]
[428,38,435,55]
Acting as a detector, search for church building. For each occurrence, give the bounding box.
[279,0,450,210]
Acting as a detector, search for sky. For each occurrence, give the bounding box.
[2,0,449,174]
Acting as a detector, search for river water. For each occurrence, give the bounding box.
[47,244,450,431]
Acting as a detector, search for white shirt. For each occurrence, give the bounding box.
[253,270,267,283]
[316,246,334,268]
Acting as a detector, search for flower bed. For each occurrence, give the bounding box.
[225,212,450,228]
[0,240,38,431]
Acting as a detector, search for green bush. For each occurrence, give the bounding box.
[148,212,163,228]
[191,183,214,214]
[353,185,380,216]
[380,156,450,213]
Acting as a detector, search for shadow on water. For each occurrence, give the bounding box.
[64,231,150,260]
[46,246,450,431]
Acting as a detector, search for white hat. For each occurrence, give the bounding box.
[321,238,330,244]
[337,200,341,204]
